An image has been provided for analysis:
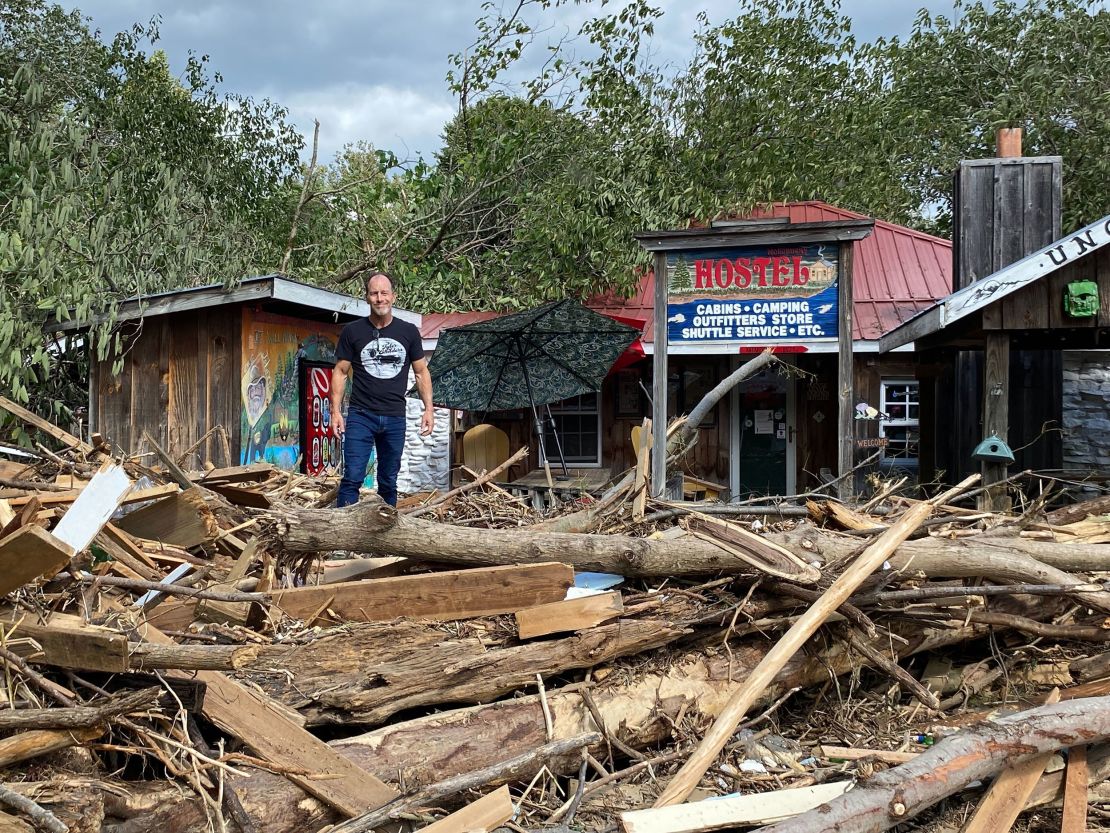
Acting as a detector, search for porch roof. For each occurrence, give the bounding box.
[421,201,952,346]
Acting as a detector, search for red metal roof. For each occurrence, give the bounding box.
[420,201,952,343]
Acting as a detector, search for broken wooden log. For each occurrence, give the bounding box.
[244,617,690,726]
[330,734,600,833]
[755,696,1110,833]
[772,526,1110,613]
[217,621,984,833]
[0,687,160,730]
[653,484,951,807]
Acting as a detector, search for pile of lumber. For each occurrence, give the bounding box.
[3,397,1110,833]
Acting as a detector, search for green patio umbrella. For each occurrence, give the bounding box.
[427,299,640,475]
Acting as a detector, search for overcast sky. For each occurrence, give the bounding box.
[67,1,964,164]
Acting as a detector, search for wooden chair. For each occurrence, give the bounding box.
[461,424,510,475]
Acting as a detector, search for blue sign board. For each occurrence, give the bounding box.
[665,244,839,345]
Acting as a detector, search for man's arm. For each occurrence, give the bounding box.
[330,359,352,434]
[412,357,435,436]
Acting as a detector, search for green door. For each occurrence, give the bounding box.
[735,370,790,497]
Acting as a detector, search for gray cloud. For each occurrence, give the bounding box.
[68,1,963,162]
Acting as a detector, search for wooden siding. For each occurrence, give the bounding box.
[991,245,1110,331]
[953,157,1062,290]
[92,307,241,467]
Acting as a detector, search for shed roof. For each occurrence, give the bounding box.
[421,202,952,346]
[879,214,1110,353]
[51,275,418,332]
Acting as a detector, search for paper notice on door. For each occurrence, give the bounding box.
[754,410,774,435]
[776,424,786,440]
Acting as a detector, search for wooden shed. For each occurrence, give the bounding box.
[55,276,418,473]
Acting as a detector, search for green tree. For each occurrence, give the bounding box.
[0,1,302,431]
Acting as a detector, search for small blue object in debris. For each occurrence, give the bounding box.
[573,572,624,591]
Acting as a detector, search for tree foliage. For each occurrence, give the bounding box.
[0,0,301,428]
[285,0,1109,313]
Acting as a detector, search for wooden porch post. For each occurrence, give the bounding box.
[837,242,855,500]
[980,332,1011,511]
[651,252,669,498]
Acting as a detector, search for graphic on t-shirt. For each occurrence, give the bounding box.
[360,337,406,380]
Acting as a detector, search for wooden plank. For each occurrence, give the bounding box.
[318,557,410,584]
[632,417,651,521]
[419,785,514,833]
[196,463,275,485]
[208,483,272,509]
[0,396,93,453]
[140,598,200,632]
[116,488,217,548]
[205,307,239,467]
[1,617,128,672]
[620,781,853,833]
[818,745,918,764]
[0,526,75,596]
[168,315,202,464]
[138,623,398,816]
[837,240,854,500]
[102,523,158,570]
[197,538,259,625]
[1061,743,1088,833]
[516,591,624,639]
[270,562,574,624]
[960,688,1061,833]
[979,332,1011,512]
[49,463,133,555]
[651,251,668,498]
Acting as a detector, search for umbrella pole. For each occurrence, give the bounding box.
[544,404,569,476]
[517,341,555,489]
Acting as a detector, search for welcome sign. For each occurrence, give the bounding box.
[665,244,839,344]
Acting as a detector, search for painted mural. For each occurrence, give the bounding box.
[239,309,352,473]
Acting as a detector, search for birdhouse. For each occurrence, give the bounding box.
[1064,280,1099,318]
[971,435,1015,465]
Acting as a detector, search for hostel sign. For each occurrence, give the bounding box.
[666,244,839,344]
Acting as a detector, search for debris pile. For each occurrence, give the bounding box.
[2,395,1110,833]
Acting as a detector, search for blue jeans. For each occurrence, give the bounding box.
[337,409,407,507]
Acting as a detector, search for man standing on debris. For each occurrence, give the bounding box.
[331,272,434,507]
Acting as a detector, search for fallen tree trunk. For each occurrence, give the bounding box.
[216,622,986,833]
[266,498,1110,595]
[265,497,782,577]
[755,696,1110,833]
[774,527,1110,613]
[242,617,690,726]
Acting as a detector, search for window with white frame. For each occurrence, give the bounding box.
[544,392,602,466]
[879,380,920,466]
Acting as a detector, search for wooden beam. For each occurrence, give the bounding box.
[138,624,397,817]
[652,251,669,499]
[819,745,918,765]
[1,617,128,672]
[620,781,853,833]
[418,785,514,833]
[980,332,1011,512]
[516,591,623,639]
[0,526,74,596]
[115,488,218,548]
[270,562,574,624]
[194,462,275,484]
[1061,744,1088,833]
[0,396,93,453]
[837,241,855,501]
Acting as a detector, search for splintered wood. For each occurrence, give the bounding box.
[3,404,1110,833]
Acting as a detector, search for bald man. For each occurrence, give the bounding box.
[331,273,433,506]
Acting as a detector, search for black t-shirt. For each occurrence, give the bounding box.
[335,317,425,416]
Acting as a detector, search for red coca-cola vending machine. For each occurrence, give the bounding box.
[300,362,341,477]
